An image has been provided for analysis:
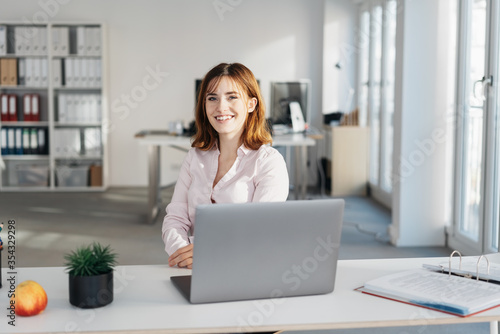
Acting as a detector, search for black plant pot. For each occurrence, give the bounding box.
[69,271,113,308]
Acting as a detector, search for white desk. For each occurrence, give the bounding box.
[135,132,316,224]
[1,257,499,333]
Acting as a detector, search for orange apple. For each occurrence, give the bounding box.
[10,280,48,316]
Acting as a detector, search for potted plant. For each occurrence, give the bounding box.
[64,242,117,308]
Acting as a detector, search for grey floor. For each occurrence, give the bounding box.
[0,187,491,333]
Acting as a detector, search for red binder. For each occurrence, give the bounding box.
[8,94,17,122]
[31,94,40,122]
[0,94,8,122]
[23,94,32,122]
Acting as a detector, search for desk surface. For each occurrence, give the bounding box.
[2,257,500,333]
[135,133,316,147]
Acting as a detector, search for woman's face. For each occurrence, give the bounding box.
[205,77,256,141]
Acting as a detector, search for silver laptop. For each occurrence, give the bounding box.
[170,199,344,304]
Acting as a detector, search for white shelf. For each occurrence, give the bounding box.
[54,156,102,161]
[0,22,108,192]
[2,155,49,160]
[0,54,47,59]
[0,86,49,90]
[1,121,50,126]
[55,87,101,91]
[55,122,101,127]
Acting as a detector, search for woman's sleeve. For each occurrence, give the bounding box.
[252,148,289,202]
[161,150,194,256]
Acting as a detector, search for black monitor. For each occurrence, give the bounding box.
[269,81,311,126]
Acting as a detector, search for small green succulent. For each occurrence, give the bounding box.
[64,242,117,276]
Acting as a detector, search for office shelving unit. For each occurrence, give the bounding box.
[0,22,108,191]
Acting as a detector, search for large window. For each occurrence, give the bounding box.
[357,0,397,205]
[450,0,500,254]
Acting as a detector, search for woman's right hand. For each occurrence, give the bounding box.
[168,244,193,269]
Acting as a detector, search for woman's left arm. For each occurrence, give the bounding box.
[253,148,289,202]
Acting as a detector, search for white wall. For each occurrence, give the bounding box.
[390,0,450,246]
[0,0,325,186]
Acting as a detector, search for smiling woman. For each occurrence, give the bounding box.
[161,63,290,269]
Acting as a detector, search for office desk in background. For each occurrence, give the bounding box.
[135,131,316,224]
[1,257,499,333]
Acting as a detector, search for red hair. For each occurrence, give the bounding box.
[191,63,272,150]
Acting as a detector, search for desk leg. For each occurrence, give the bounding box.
[491,321,499,334]
[147,145,161,224]
[294,145,308,200]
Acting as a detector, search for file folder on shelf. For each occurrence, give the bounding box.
[0,58,18,86]
[9,58,18,86]
[30,128,38,154]
[1,128,7,154]
[41,58,48,87]
[7,127,14,154]
[25,58,33,87]
[8,94,17,122]
[64,58,73,87]
[14,26,25,55]
[52,27,61,56]
[18,58,26,86]
[0,58,9,85]
[1,94,8,122]
[14,127,22,155]
[57,26,69,56]
[33,58,41,87]
[77,26,86,55]
[0,25,6,56]
[23,94,31,122]
[37,128,47,155]
[31,94,40,122]
[39,27,48,55]
[52,59,62,87]
[22,128,30,154]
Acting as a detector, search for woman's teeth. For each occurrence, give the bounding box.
[216,115,233,121]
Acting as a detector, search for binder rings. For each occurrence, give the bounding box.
[358,251,500,317]
[423,251,500,283]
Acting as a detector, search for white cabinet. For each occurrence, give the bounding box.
[0,23,107,191]
[324,126,369,196]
